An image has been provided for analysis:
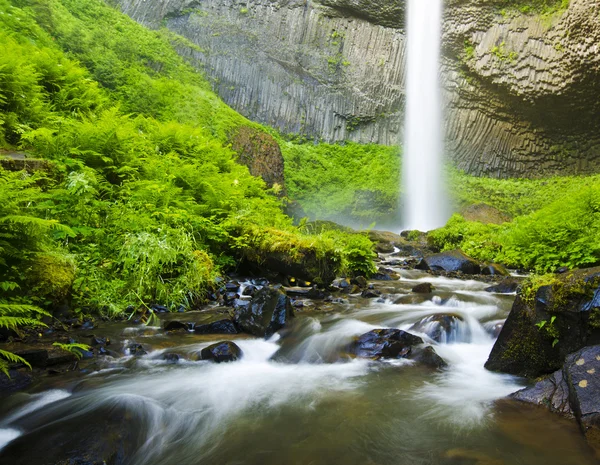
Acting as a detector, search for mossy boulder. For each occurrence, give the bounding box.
[230,125,286,195]
[26,253,76,304]
[234,286,294,338]
[485,267,600,378]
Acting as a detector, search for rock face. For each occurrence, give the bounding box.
[234,286,295,337]
[114,0,600,177]
[486,267,600,378]
[512,344,600,458]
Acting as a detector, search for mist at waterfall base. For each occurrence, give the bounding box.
[402,0,448,232]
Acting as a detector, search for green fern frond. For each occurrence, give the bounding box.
[52,342,91,360]
[0,304,51,317]
[0,349,31,377]
[0,215,76,236]
[0,316,47,330]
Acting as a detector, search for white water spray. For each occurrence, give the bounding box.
[402,0,447,231]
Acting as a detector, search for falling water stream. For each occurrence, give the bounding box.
[0,267,596,465]
[402,0,447,231]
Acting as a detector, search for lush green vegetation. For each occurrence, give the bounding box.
[0,0,376,349]
[497,0,570,15]
[282,141,400,228]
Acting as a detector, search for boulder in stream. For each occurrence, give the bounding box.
[481,263,510,276]
[484,277,521,294]
[194,319,238,335]
[486,266,600,378]
[234,286,294,338]
[200,341,243,363]
[511,344,600,457]
[351,329,423,359]
[412,282,433,294]
[416,250,481,274]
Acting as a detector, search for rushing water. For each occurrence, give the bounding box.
[402,0,447,231]
[0,270,597,465]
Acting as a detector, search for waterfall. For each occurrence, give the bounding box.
[402,0,447,231]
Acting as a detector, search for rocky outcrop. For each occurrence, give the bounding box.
[233,286,295,337]
[486,267,600,378]
[512,344,600,458]
[114,0,600,177]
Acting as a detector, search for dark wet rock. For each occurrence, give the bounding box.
[200,341,242,363]
[330,298,349,304]
[409,346,447,369]
[242,284,257,296]
[194,319,238,335]
[0,369,33,396]
[164,320,191,331]
[234,286,294,338]
[285,286,327,299]
[556,266,570,274]
[251,278,269,287]
[162,353,180,363]
[351,276,368,289]
[412,282,433,294]
[225,281,241,292]
[13,349,48,368]
[0,402,141,465]
[80,320,94,330]
[410,314,463,343]
[393,294,429,305]
[416,250,481,275]
[481,263,510,276]
[351,329,423,360]
[332,278,351,290]
[564,345,600,454]
[511,369,573,418]
[484,277,521,294]
[126,343,147,357]
[233,298,251,309]
[484,321,504,338]
[150,304,168,313]
[224,292,238,305]
[460,203,511,225]
[361,289,382,299]
[486,266,600,378]
[372,266,400,281]
[510,344,600,455]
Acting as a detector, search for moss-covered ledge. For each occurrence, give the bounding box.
[485,266,600,378]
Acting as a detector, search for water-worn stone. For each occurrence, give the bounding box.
[485,277,521,294]
[410,314,463,343]
[416,250,481,274]
[412,282,433,294]
[351,329,423,359]
[194,319,238,335]
[200,341,243,363]
[164,320,191,331]
[481,263,510,276]
[234,286,294,338]
[409,345,447,369]
[486,267,600,378]
[511,369,573,418]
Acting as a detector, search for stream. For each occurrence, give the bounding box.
[0,269,597,465]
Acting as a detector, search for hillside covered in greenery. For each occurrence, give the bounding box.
[0,0,377,348]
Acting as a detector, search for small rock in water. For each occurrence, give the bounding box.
[200,341,242,363]
[242,284,257,296]
[126,343,147,357]
[151,304,168,313]
[351,276,368,289]
[361,289,382,299]
[409,346,447,369]
[484,277,521,294]
[162,353,180,363]
[481,263,510,276]
[352,329,423,359]
[225,281,241,292]
[412,282,433,294]
[164,320,191,331]
[194,319,238,335]
[89,336,110,347]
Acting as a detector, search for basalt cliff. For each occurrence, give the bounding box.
[113,0,600,177]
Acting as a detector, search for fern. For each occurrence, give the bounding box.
[52,342,91,360]
[0,349,31,377]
